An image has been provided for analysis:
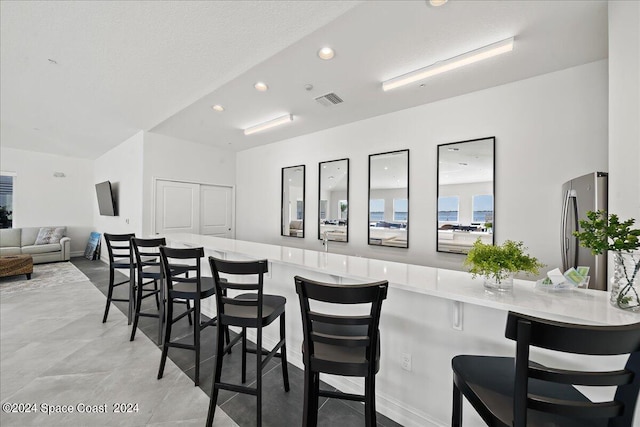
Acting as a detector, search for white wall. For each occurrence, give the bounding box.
[141,132,236,237]
[608,1,640,222]
[236,60,609,275]
[0,147,94,255]
[93,131,144,260]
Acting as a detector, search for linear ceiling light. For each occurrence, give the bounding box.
[382,37,514,91]
[243,114,293,136]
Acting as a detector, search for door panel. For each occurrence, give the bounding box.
[201,185,233,237]
[155,181,200,235]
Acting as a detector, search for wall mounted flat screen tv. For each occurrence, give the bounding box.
[95,181,117,216]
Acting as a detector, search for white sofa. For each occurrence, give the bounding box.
[0,227,71,263]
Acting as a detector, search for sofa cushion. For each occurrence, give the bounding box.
[0,247,22,256]
[34,227,66,245]
[0,228,21,248]
[22,244,62,255]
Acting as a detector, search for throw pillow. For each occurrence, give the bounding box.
[35,227,66,245]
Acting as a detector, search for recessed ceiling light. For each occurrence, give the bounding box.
[212,104,224,112]
[254,82,269,92]
[48,58,57,64]
[429,0,448,6]
[318,47,335,60]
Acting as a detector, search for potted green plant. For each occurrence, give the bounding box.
[573,210,640,310]
[464,239,544,291]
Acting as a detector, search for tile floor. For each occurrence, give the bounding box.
[2,258,402,426]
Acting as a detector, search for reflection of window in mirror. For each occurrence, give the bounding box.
[370,199,384,222]
[472,194,493,223]
[319,200,328,220]
[438,196,459,223]
[393,198,408,222]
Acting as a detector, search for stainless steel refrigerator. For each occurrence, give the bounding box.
[561,172,608,290]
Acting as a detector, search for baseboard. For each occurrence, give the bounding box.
[71,251,85,258]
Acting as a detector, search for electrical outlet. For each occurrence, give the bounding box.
[401,353,412,371]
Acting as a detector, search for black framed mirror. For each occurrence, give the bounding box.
[318,158,349,242]
[281,165,305,238]
[437,137,495,254]
[368,149,409,248]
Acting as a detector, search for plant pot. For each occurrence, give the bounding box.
[484,274,513,292]
[610,251,640,311]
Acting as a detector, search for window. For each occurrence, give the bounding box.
[296,200,304,220]
[0,174,14,229]
[319,200,327,220]
[338,200,348,220]
[393,198,408,221]
[472,194,494,223]
[369,199,384,221]
[438,196,459,222]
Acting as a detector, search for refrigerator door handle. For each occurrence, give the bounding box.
[561,190,570,270]
[570,193,579,268]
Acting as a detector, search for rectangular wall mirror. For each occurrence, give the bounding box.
[318,158,349,242]
[437,137,495,254]
[368,149,409,248]
[281,165,305,238]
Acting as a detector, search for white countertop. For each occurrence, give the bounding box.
[165,233,639,327]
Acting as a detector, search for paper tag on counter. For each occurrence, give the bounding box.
[564,268,584,285]
[546,268,566,285]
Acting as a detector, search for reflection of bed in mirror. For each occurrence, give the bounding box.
[369,222,407,247]
[437,224,492,253]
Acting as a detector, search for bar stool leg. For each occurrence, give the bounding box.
[280,313,290,391]
[102,269,115,323]
[130,276,144,341]
[158,296,173,380]
[452,382,463,427]
[364,375,376,427]
[194,298,201,387]
[206,322,226,427]
[256,326,263,427]
[241,327,247,383]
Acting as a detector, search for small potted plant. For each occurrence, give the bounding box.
[464,239,544,291]
[573,210,640,310]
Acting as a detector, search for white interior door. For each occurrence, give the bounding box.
[200,185,234,238]
[155,180,200,235]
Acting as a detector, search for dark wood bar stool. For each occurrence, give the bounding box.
[206,257,290,427]
[129,237,192,344]
[157,246,217,386]
[452,311,640,427]
[102,233,136,324]
[294,276,389,427]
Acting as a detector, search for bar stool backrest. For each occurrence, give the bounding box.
[159,246,203,295]
[208,257,267,328]
[295,276,388,377]
[104,233,135,268]
[504,311,640,427]
[131,237,165,279]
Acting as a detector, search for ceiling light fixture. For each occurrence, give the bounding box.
[212,104,224,112]
[318,47,335,60]
[254,82,269,92]
[243,114,293,136]
[382,37,515,91]
[429,0,448,6]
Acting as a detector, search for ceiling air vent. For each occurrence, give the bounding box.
[315,92,343,107]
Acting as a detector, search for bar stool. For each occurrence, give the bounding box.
[206,257,290,427]
[102,233,136,324]
[452,311,640,427]
[294,276,388,427]
[157,246,217,386]
[129,237,192,344]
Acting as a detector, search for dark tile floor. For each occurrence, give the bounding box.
[72,258,402,427]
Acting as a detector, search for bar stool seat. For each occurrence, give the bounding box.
[171,278,216,299]
[230,293,286,322]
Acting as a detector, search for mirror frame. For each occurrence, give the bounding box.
[281,164,306,238]
[318,158,350,243]
[368,149,410,248]
[436,136,495,254]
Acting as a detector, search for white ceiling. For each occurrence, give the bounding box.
[1,1,607,159]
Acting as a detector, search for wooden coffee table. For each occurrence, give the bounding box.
[0,254,33,280]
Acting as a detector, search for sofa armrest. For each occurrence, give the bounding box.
[60,236,71,260]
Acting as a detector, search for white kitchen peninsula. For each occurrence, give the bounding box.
[164,234,639,427]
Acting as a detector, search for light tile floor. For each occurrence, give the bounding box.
[0,264,237,427]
